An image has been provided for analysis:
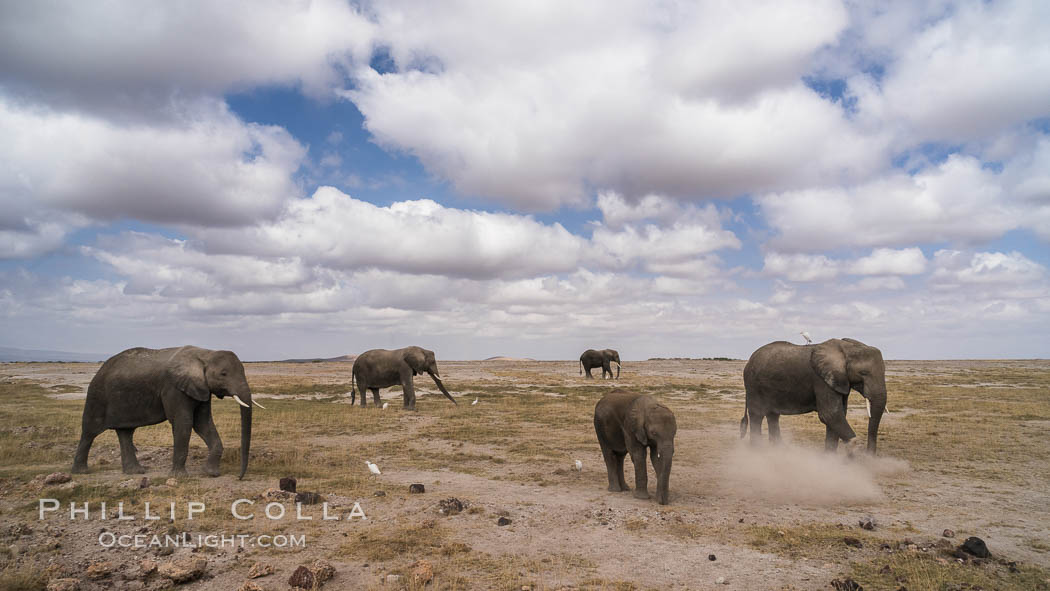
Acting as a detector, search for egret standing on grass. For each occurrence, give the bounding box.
[382,402,389,410]
[800,331,812,344]
[574,460,583,472]
[472,397,478,406]
[365,460,381,480]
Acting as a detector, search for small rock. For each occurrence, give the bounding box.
[279,476,297,492]
[715,576,726,585]
[165,478,178,487]
[295,491,322,505]
[46,578,79,591]
[942,528,955,538]
[411,560,434,585]
[263,487,295,500]
[844,537,864,548]
[238,582,264,591]
[44,472,71,485]
[86,561,113,580]
[311,559,335,584]
[960,536,990,558]
[438,497,466,515]
[859,517,876,530]
[374,490,386,497]
[247,562,274,579]
[139,559,158,578]
[386,574,402,584]
[288,565,314,589]
[497,517,512,526]
[118,477,149,489]
[409,483,425,494]
[158,557,207,583]
[708,554,716,561]
[831,578,863,591]
[156,545,174,557]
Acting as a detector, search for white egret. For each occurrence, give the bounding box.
[382,402,389,410]
[472,397,478,406]
[365,460,381,479]
[574,460,583,472]
[800,331,812,344]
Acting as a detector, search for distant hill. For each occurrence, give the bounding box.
[647,357,739,361]
[482,356,537,361]
[0,346,107,362]
[277,354,357,363]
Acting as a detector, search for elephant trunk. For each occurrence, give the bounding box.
[237,388,253,479]
[864,389,886,456]
[428,371,457,405]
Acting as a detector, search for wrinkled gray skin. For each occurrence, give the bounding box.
[72,346,254,478]
[594,390,677,504]
[351,346,456,410]
[741,338,887,455]
[580,348,621,379]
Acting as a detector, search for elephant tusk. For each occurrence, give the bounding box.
[233,395,250,409]
[252,400,266,410]
[866,398,871,418]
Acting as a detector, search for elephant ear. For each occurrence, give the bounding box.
[170,353,210,402]
[810,341,850,395]
[403,348,425,376]
[627,400,648,446]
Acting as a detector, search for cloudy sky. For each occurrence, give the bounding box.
[2,0,1049,361]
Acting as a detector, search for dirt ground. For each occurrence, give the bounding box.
[1,359,1049,590]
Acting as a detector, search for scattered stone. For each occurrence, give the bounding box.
[311,559,335,584]
[411,560,434,585]
[385,574,402,584]
[715,576,726,585]
[831,578,863,591]
[374,490,386,497]
[263,487,295,500]
[942,529,955,538]
[409,483,425,494]
[86,561,113,580]
[46,578,79,591]
[497,517,512,526]
[165,478,178,487]
[708,554,716,561]
[859,517,876,530]
[44,472,72,485]
[139,559,158,578]
[279,476,297,492]
[960,536,990,558]
[156,545,175,557]
[288,565,314,589]
[296,491,322,505]
[247,562,274,579]
[438,497,466,515]
[843,537,864,548]
[158,557,208,583]
[119,477,150,489]
[238,582,264,591]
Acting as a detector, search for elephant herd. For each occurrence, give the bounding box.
[69,338,888,507]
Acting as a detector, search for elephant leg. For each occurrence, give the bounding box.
[356,378,368,406]
[747,407,764,445]
[766,413,781,444]
[169,410,193,476]
[193,404,224,477]
[598,440,622,492]
[824,426,840,451]
[371,388,381,405]
[816,387,856,447]
[585,366,593,378]
[614,451,629,490]
[116,428,146,474]
[72,424,104,474]
[603,362,611,379]
[628,445,649,500]
[400,367,416,410]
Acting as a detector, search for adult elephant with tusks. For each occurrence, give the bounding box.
[741,338,887,455]
[580,348,620,379]
[351,346,456,410]
[72,346,261,478]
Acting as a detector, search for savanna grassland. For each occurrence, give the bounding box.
[1,359,1049,590]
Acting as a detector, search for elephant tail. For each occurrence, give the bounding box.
[350,371,357,404]
[739,409,748,438]
[579,359,583,375]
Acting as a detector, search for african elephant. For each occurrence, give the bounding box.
[72,346,260,478]
[580,348,620,379]
[741,338,887,454]
[594,390,677,504]
[351,346,456,410]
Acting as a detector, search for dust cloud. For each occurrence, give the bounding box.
[716,443,910,505]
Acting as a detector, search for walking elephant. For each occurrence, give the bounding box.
[580,348,620,379]
[72,346,261,478]
[351,346,456,410]
[594,390,677,504]
[741,338,887,454]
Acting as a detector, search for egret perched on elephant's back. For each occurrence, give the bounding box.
[800,331,813,344]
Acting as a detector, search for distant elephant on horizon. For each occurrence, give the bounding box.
[741,338,887,455]
[72,346,260,478]
[351,346,456,410]
[580,348,620,379]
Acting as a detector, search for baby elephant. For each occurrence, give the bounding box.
[594,390,677,504]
